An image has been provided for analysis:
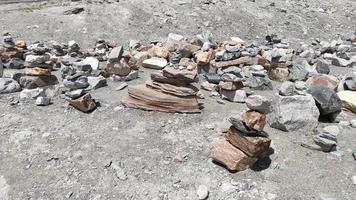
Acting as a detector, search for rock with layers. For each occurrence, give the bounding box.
[0,78,21,94]
[269,94,320,132]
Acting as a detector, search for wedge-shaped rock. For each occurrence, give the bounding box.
[121,84,200,113]
[151,73,189,86]
[209,139,257,172]
[225,126,271,158]
[146,81,198,97]
[66,93,97,113]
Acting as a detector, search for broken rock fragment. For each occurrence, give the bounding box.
[66,93,97,113]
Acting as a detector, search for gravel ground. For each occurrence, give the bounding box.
[0,0,356,200]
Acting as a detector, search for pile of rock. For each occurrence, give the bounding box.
[121,66,201,113]
[209,97,273,172]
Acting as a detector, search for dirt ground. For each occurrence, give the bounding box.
[0,0,356,200]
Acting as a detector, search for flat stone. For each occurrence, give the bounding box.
[19,75,58,89]
[245,95,272,114]
[20,88,45,100]
[82,57,100,71]
[268,94,320,132]
[248,75,273,90]
[209,139,257,172]
[25,54,50,65]
[218,81,243,91]
[162,66,197,84]
[313,135,337,152]
[315,59,330,74]
[87,76,107,90]
[63,76,89,90]
[25,67,51,76]
[3,57,25,69]
[0,78,21,94]
[201,81,216,91]
[289,58,309,81]
[0,59,2,77]
[142,57,167,70]
[65,89,86,99]
[147,81,198,97]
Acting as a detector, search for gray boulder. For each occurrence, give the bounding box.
[246,95,272,114]
[278,81,295,96]
[289,58,309,81]
[268,94,320,132]
[0,78,21,94]
[220,89,247,103]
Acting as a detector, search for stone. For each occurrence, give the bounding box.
[229,117,259,135]
[278,81,295,96]
[142,57,167,70]
[225,126,271,157]
[242,111,267,131]
[167,33,185,42]
[352,176,356,186]
[0,78,21,94]
[162,66,197,84]
[25,54,51,65]
[3,58,25,69]
[246,95,272,114]
[68,40,80,52]
[0,60,3,77]
[66,93,97,113]
[147,81,198,97]
[82,57,100,71]
[87,76,107,90]
[338,91,356,113]
[211,56,251,68]
[307,85,342,120]
[315,59,330,74]
[313,135,337,152]
[63,76,89,90]
[268,94,320,132]
[25,67,51,76]
[295,81,307,90]
[344,72,356,91]
[205,73,222,84]
[268,67,289,82]
[108,46,124,63]
[209,139,257,172]
[65,89,86,99]
[19,75,58,89]
[248,75,273,90]
[195,50,215,65]
[220,89,247,103]
[218,81,243,91]
[306,75,339,92]
[121,84,200,113]
[148,46,170,59]
[196,185,209,200]
[72,61,92,72]
[289,58,309,81]
[201,81,216,91]
[20,88,45,100]
[106,60,131,76]
[36,96,51,106]
[350,120,356,128]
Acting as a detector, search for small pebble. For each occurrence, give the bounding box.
[196,184,209,200]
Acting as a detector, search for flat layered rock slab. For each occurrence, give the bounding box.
[146,81,198,97]
[121,84,201,113]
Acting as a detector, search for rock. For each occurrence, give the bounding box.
[350,120,356,128]
[142,57,167,70]
[0,78,21,94]
[268,67,289,82]
[65,89,86,99]
[295,81,307,90]
[0,60,3,77]
[313,135,337,152]
[87,76,107,90]
[68,40,80,53]
[108,46,124,63]
[167,33,185,42]
[209,139,257,172]
[201,81,216,91]
[289,58,309,81]
[248,75,273,90]
[196,185,209,200]
[20,88,45,100]
[147,81,198,97]
[195,50,215,65]
[352,176,356,186]
[66,93,97,113]
[268,94,320,132]
[115,82,128,91]
[148,46,170,59]
[19,75,58,89]
[306,75,339,92]
[338,91,356,113]
[278,81,295,96]
[220,89,247,103]
[25,67,51,76]
[225,126,271,157]
[82,57,99,71]
[242,111,267,131]
[211,56,251,68]
[307,85,342,121]
[162,66,197,84]
[245,95,272,114]
[344,72,356,91]
[315,59,330,74]
[63,76,89,90]
[25,54,51,65]
[218,81,243,91]
[3,58,25,69]
[36,96,51,106]
[205,73,221,84]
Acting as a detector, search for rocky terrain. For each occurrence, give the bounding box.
[0,0,356,200]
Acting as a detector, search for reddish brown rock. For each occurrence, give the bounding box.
[121,84,200,113]
[225,126,271,158]
[242,111,267,131]
[211,56,251,68]
[209,139,257,171]
[162,66,197,84]
[146,81,198,97]
[195,49,215,65]
[306,74,339,91]
[66,93,97,113]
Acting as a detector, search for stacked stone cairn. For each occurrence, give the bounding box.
[209,97,273,172]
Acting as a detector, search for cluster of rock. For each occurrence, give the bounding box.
[209,97,273,172]
[121,66,201,113]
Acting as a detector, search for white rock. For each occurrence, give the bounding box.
[25,54,50,64]
[0,78,21,94]
[350,120,356,128]
[36,96,51,106]
[115,82,128,91]
[246,95,272,113]
[196,185,209,200]
[352,176,356,185]
[220,89,247,103]
[142,57,167,69]
[20,88,45,100]
[82,57,100,71]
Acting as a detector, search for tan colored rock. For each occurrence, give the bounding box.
[209,139,257,171]
[15,40,27,49]
[121,84,200,113]
[105,60,131,76]
[268,67,289,82]
[66,93,97,113]
[338,91,356,113]
[25,67,51,76]
[163,66,197,84]
[225,126,271,158]
[218,81,243,91]
[148,46,170,59]
[195,50,215,65]
[242,111,267,131]
[142,57,168,70]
